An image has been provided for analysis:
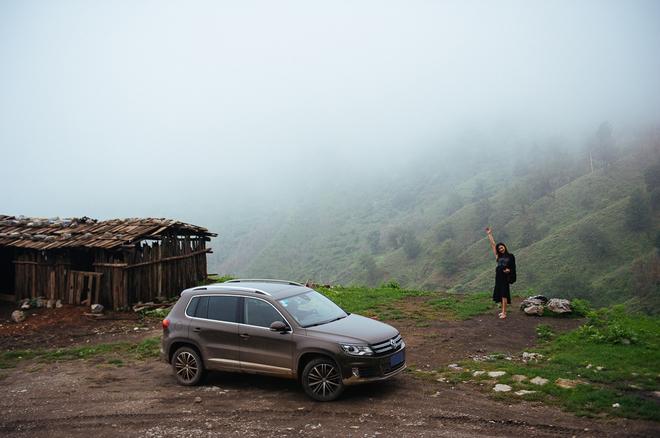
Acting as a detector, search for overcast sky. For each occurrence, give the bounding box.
[1,0,659,222]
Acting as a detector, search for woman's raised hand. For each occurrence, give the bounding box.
[485,227,492,235]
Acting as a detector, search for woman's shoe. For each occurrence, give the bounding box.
[499,313,507,319]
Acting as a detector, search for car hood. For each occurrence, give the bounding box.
[304,313,399,344]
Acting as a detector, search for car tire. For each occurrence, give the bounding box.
[172,346,205,386]
[301,357,345,401]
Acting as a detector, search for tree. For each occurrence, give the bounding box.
[625,189,652,232]
[366,230,381,253]
[438,239,462,275]
[359,254,380,285]
[445,192,464,215]
[589,121,616,169]
[575,222,611,258]
[402,230,422,259]
[435,222,454,243]
[520,215,541,247]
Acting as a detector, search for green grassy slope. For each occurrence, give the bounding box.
[211,139,659,312]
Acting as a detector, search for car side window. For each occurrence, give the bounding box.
[207,296,240,323]
[245,298,284,328]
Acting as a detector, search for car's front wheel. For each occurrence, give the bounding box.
[301,357,345,401]
[172,346,204,386]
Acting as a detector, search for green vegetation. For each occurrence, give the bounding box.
[209,128,660,313]
[426,292,496,320]
[437,306,660,421]
[316,285,432,319]
[0,337,160,369]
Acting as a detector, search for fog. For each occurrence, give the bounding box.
[1,0,659,225]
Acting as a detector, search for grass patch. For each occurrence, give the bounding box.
[426,292,496,320]
[316,285,432,317]
[434,306,660,421]
[0,337,161,369]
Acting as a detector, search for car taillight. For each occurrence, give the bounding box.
[162,319,170,330]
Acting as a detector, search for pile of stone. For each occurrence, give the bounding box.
[520,295,572,316]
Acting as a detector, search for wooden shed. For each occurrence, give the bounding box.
[0,215,217,309]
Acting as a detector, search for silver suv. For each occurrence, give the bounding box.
[160,279,406,401]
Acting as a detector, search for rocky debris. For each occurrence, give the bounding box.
[520,295,573,316]
[523,305,544,316]
[515,390,537,396]
[447,363,463,371]
[472,370,486,377]
[430,391,441,397]
[194,396,202,403]
[520,295,548,310]
[530,376,549,386]
[91,304,104,314]
[46,299,54,309]
[55,299,63,308]
[487,371,506,378]
[493,384,511,392]
[512,375,528,382]
[471,354,499,362]
[522,352,544,362]
[555,378,581,389]
[20,299,31,310]
[612,403,621,408]
[547,298,571,314]
[11,310,26,323]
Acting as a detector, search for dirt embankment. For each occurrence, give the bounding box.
[0,299,657,437]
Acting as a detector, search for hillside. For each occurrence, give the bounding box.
[209,128,660,312]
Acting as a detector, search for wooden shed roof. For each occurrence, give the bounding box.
[0,215,217,251]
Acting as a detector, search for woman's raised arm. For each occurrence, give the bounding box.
[485,227,497,259]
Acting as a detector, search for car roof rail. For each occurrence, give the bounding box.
[205,284,272,296]
[224,278,303,287]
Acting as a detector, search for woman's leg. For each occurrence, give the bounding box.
[501,298,507,317]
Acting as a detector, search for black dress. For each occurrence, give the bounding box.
[492,254,514,304]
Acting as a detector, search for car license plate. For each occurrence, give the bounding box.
[390,350,404,367]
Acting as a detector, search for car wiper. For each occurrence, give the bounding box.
[304,315,346,328]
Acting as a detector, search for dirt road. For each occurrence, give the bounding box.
[0,302,658,437]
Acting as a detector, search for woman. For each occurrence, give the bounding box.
[485,227,516,319]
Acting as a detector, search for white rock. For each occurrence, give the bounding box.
[11,310,26,323]
[55,299,62,308]
[530,376,549,386]
[493,384,512,392]
[512,375,528,383]
[514,390,537,396]
[524,305,544,316]
[612,403,620,408]
[488,371,506,378]
[547,298,571,313]
[472,370,486,377]
[448,363,462,371]
[596,366,604,371]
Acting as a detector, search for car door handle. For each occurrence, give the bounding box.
[192,327,202,333]
[239,333,250,339]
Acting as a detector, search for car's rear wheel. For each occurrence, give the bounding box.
[172,346,204,386]
[301,357,345,401]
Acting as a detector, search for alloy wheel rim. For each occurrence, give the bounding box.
[175,352,198,382]
[307,363,341,397]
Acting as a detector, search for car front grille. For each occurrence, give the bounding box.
[371,333,403,355]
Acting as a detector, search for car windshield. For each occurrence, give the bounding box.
[279,291,347,328]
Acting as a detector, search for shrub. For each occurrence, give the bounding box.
[536,324,555,341]
[571,298,592,317]
[380,280,400,289]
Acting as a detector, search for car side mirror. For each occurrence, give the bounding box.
[269,321,289,332]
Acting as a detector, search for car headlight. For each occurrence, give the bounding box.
[340,344,373,356]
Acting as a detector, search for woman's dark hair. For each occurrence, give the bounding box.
[496,242,510,259]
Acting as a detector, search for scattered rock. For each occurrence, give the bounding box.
[524,305,544,316]
[194,396,202,403]
[612,403,620,408]
[488,371,506,378]
[522,352,544,362]
[20,300,30,310]
[547,298,571,314]
[35,297,45,308]
[512,375,528,383]
[472,370,486,377]
[514,390,537,396]
[493,384,512,392]
[11,310,26,323]
[596,366,604,371]
[55,299,62,308]
[448,363,463,371]
[586,363,592,369]
[555,378,580,389]
[46,299,54,309]
[91,304,104,314]
[430,391,441,397]
[530,376,549,386]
